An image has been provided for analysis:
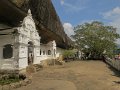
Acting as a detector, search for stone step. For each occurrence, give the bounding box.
[1,64,14,70]
[33,64,43,72]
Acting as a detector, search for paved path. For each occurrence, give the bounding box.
[16,61,120,90]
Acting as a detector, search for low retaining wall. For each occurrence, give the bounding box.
[105,58,120,71]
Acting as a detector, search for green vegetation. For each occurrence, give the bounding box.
[0,74,26,85]
[114,48,120,55]
[62,50,75,60]
[72,21,120,60]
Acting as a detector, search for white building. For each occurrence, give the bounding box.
[40,40,56,61]
[0,10,63,70]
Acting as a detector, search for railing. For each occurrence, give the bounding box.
[105,57,120,71]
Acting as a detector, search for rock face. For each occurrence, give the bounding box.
[0,0,72,48]
[21,0,72,48]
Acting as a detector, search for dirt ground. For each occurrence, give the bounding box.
[16,60,120,90]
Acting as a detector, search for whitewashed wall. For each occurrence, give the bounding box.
[39,41,56,62]
[17,9,41,69]
[0,24,21,70]
[39,43,65,62]
[0,10,66,70]
[56,47,64,58]
[0,28,15,68]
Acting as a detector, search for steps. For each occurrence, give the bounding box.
[33,64,43,72]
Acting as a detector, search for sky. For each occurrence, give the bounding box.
[52,0,120,39]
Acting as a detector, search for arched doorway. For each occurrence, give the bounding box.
[28,41,34,65]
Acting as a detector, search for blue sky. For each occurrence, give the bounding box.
[52,0,120,38]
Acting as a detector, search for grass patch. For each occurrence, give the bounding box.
[0,74,26,85]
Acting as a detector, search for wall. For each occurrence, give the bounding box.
[56,47,64,58]
[105,58,120,71]
[0,29,15,69]
[40,41,56,62]
[10,0,72,48]
[0,0,72,49]
[0,11,66,70]
[17,10,41,69]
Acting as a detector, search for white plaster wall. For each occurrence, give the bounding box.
[0,46,3,60]
[56,47,64,58]
[34,56,41,64]
[0,35,14,59]
[19,58,28,69]
[33,47,41,64]
[39,45,65,63]
[16,10,41,69]
[39,45,49,61]
[0,34,15,69]
[0,24,15,69]
[0,11,67,70]
[19,46,27,58]
[0,46,3,67]
[18,45,28,69]
[39,41,63,63]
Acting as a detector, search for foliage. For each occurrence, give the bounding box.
[0,78,20,85]
[114,48,120,55]
[62,50,75,59]
[0,74,26,85]
[72,21,120,59]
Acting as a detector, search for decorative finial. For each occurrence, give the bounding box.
[28,9,32,16]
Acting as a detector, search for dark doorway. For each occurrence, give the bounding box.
[48,50,51,55]
[28,41,34,65]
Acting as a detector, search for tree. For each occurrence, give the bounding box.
[72,21,120,60]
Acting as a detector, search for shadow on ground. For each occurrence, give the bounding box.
[106,63,120,84]
[107,65,120,77]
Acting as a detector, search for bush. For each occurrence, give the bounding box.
[62,50,75,61]
[0,74,26,85]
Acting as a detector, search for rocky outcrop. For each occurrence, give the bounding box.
[0,0,73,48]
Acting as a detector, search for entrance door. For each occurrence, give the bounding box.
[28,41,34,65]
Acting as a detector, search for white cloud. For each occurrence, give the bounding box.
[60,0,86,12]
[102,7,120,31]
[102,7,120,44]
[63,23,74,38]
[102,7,120,20]
[79,20,96,24]
[60,0,64,5]
[110,19,120,30]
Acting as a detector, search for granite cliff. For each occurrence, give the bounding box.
[0,0,72,48]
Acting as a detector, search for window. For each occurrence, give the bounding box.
[3,44,13,59]
[43,51,45,55]
[54,49,56,55]
[48,50,51,55]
